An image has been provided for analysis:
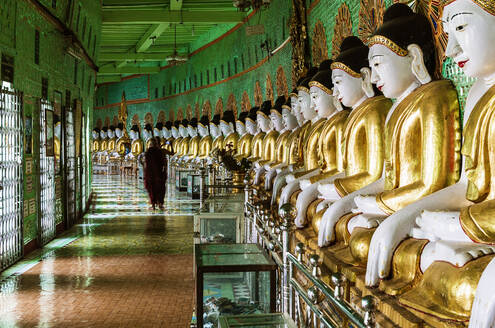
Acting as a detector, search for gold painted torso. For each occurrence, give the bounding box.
[131,139,144,156]
[249,132,266,160]
[188,136,201,158]
[198,135,212,158]
[302,118,327,171]
[172,137,182,153]
[108,137,117,152]
[212,135,225,151]
[92,139,100,153]
[235,133,253,159]
[288,121,311,166]
[100,139,109,152]
[273,130,291,165]
[376,80,461,213]
[223,132,239,152]
[333,96,392,195]
[261,130,279,162]
[180,137,190,156]
[117,136,131,155]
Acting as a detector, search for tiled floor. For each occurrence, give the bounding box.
[0,175,200,328]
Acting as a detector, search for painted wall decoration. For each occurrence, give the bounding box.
[332,3,353,58]
[186,105,193,120]
[265,74,274,105]
[289,0,309,85]
[194,103,200,119]
[311,21,329,66]
[177,108,184,120]
[169,110,175,121]
[157,110,166,124]
[144,112,154,126]
[254,81,263,107]
[96,118,102,129]
[276,66,289,98]
[394,0,447,77]
[104,116,110,128]
[131,114,140,127]
[227,93,238,117]
[241,91,251,112]
[215,98,224,116]
[358,0,385,42]
[203,100,212,120]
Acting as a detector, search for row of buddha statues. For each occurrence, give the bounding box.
[91,0,495,325]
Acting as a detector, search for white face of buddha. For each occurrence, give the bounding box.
[107,129,115,138]
[235,121,246,135]
[153,128,161,137]
[257,113,272,132]
[220,121,233,136]
[332,69,367,108]
[142,129,152,140]
[282,108,298,130]
[310,86,337,119]
[115,128,123,138]
[100,130,108,139]
[179,126,188,138]
[129,130,137,140]
[92,131,99,139]
[246,120,258,135]
[162,128,171,138]
[209,123,220,138]
[442,0,495,79]
[270,112,284,132]
[298,90,316,121]
[369,44,417,99]
[171,127,179,138]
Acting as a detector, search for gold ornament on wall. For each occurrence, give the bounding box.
[227,93,238,117]
[202,100,212,120]
[112,116,118,127]
[131,114,140,127]
[254,81,263,107]
[289,0,309,86]
[157,110,166,124]
[215,98,223,115]
[96,118,103,129]
[265,74,274,105]
[358,0,385,42]
[186,105,193,120]
[176,108,184,120]
[332,3,353,58]
[311,20,329,66]
[194,103,200,119]
[168,110,175,122]
[276,66,289,98]
[241,91,251,112]
[104,116,111,128]
[394,0,447,72]
[144,112,154,126]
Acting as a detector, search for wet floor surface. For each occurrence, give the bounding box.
[0,175,200,328]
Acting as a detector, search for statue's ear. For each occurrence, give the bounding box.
[360,67,375,98]
[332,94,344,112]
[408,44,432,85]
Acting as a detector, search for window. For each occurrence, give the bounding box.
[200,72,203,86]
[206,70,210,84]
[241,54,245,70]
[65,90,71,107]
[88,26,92,46]
[169,84,172,95]
[88,75,92,94]
[1,54,14,83]
[194,74,197,88]
[221,64,224,79]
[52,0,56,9]
[227,61,231,76]
[74,59,78,84]
[34,29,40,65]
[214,68,217,82]
[189,77,192,90]
[82,16,87,40]
[76,5,81,32]
[247,48,251,65]
[254,45,258,62]
[162,85,165,97]
[155,88,158,98]
[42,78,48,100]
[234,58,238,74]
[282,17,286,39]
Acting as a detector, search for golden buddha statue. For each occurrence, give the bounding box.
[317,4,461,275]
[197,115,212,159]
[234,111,253,160]
[210,114,224,153]
[246,105,268,162]
[220,110,239,152]
[295,38,392,231]
[129,125,144,157]
[178,119,190,158]
[359,1,495,325]
[171,121,181,154]
[186,118,200,159]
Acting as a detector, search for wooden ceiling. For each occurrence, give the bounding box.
[98,0,245,83]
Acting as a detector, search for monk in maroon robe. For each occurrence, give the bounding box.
[144,137,171,210]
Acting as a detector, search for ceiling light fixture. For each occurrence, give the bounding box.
[166,24,188,66]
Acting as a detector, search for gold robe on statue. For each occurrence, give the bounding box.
[198,135,212,159]
[234,133,253,160]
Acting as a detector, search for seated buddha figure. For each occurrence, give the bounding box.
[92,128,101,156]
[171,121,181,154]
[107,126,117,154]
[362,1,495,325]
[210,114,224,153]
[271,69,319,206]
[253,96,286,185]
[317,4,461,270]
[296,37,392,232]
[99,127,109,157]
[196,115,212,161]
[278,61,341,210]
[177,119,191,163]
[264,98,299,190]
[126,124,144,159]
[247,101,274,164]
[115,123,131,157]
[220,110,239,152]
[153,122,164,147]
[161,121,174,152]
[143,124,154,150]
[234,111,253,160]
[185,118,200,161]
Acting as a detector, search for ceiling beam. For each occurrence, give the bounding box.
[97,75,122,84]
[99,52,171,61]
[170,0,183,11]
[136,23,170,53]
[103,10,245,24]
[98,66,161,75]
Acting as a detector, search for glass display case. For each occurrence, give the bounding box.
[195,244,277,328]
[187,174,201,199]
[218,313,297,328]
[194,195,244,244]
[176,168,195,191]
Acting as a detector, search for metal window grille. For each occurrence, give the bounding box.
[39,99,55,245]
[0,82,23,272]
[65,108,76,227]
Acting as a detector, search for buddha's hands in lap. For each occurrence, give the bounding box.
[413,210,471,242]
[300,179,314,190]
[317,183,341,201]
[318,193,356,247]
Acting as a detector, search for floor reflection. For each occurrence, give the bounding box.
[0,175,198,327]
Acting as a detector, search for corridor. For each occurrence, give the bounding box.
[0,176,200,328]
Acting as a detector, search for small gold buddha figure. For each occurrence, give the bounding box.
[317,4,461,272]
[99,127,109,155]
[360,1,495,325]
[219,110,239,152]
[278,62,339,210]
[185,118,200,161]
[197,115,212,160]
[143,124,154,150]
[152,122,165,149]
[234,111,253,160]
[247,102,273,163]
[176,119,190,162]
[129,124,144,158]
[115,123,130,157]
[263,98,299,190]
[92,128,101,154]
[210,114,224,153]
[161,121,174,153]
[252,96,286,185]
[54,121,61,162]
[107,126,117,155]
